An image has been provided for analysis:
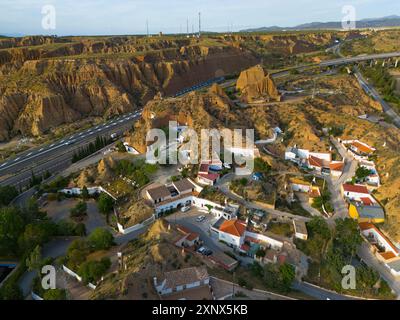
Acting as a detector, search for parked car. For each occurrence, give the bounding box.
[181,206,191,213]
[203,249,213,256]
[197,247,206,254]
[196,215,206,222]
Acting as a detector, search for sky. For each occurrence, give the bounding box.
[0,0,398,36]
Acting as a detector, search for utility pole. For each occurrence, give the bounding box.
[198,12,201,37]
[187,18,189,36]
[146,19,149,37]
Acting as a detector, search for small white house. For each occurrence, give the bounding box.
[341,184,371,201]
[293,220,308,240]
[218,219,247,248]
[154,266,209,296]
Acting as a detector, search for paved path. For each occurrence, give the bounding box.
[292,281,363,300]
[210,276,295,300]
[216,181,311,223]
[328,137,358,220]
[295,192,322,217]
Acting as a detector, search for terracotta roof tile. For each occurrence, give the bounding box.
[352,141,374,154]
[342,184,369,194]
[219,219,247,237]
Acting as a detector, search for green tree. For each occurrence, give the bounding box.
[81,186,89,200]
[88,228,114,251]
[43,289,67,300]
[334,218,362,259]
[70,201,87,219]
[355,166,372,181]
[115,141,127,153]
[279,263,296,291]
[254,158,271,174]
[307,217,331,240]
[97,193,114,215]
[18,221,56,253]
[78,258,111,285]
[0,281,23,300]
[0,207,25,256]
[0,185,19,206]
[65,239,90,270]
[26,245,42,273]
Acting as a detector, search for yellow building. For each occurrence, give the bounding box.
[348,203,385,224]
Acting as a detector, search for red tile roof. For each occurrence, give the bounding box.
[330,162,344,171]
[380,251,397,260]
[342,184,369,194]
[199,163,209,174]
[360,197,374,206]
[219,219,247,237]
[308,155,324,168]
[198,173,220,182]
[351,141,374,154]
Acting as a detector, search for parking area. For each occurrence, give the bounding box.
[166,207,253,266]
[167,207,220,254]
[43,198,109,233]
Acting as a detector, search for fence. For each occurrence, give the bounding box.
[62,265,96,290]
[117,214,156,235]
[31,291,44,301]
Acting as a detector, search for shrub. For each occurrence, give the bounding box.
[70,201,87,219]
[88,228,114,251]
[78,258,111,285]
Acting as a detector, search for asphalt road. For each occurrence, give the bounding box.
[354,67,400,128]
[271,51,400,79]
[0,110,142,189]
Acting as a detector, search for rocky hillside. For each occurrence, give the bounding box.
[0,36,258,141]
[222,32,337,55]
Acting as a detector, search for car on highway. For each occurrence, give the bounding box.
[196,215,206,222]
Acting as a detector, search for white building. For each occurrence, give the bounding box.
[145,178,200,215]
[154,266,210,296]
[293,220,308,240]
[341,184,374,202]
[218,219,247,248]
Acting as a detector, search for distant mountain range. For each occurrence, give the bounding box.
[240,15,400,32]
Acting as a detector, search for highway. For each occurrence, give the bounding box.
[0,110,143,189]
[354,67,400,128]
[271,51,400,79]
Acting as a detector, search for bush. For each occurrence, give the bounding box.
[0,185,19,206]
[43,289,67,300]
[115,141,127,153]
[88,228,114,251]
[78,258,111,285]
[97,194,114,215]
[70,201,87,220]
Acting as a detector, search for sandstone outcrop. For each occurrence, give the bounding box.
[236,65,280,102]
